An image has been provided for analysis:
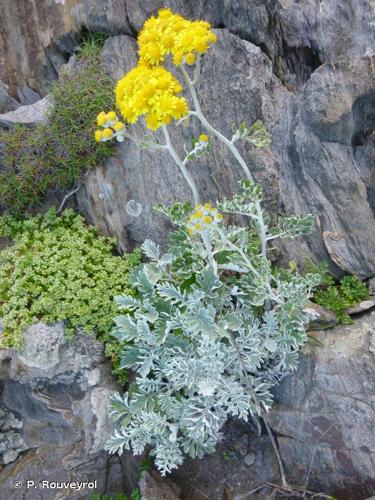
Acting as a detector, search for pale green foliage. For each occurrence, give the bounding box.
[232,120,271,147]
[0,209,140,360]
[106,181,320,475]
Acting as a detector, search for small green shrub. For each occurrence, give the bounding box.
[0,209,140,380]
[314,274,369,324]
[0,37,114,214]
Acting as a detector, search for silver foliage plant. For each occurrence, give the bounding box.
[105,181,320,475]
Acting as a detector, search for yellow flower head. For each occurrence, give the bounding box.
[94,130,103,142]
[113,121,125,132]
[97,111,107,126]
[187,204,223,235]
[185,52,196,65]
[106,111,117,122]
[115,65,188,130]
[199,134,208,142]
[137,9,217,67]
[102,128,114,140]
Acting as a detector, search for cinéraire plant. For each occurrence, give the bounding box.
[102,9,320,480]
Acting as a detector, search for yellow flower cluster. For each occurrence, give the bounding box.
[187,203,223,235]
[94,111,126,142]
[115,65,188,131]
[138,8,217,67]
[95,10,216,134]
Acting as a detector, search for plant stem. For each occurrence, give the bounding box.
[227,330,288,488]
[202,231,218,276]
[161,125,200,206]
[180,65,267,257]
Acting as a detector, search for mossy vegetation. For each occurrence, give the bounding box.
[0,209,140,382]
[304,261,370,323]
[0,36,114,215]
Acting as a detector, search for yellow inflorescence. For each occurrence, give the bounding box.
[187,203,223,235]
[137,8,217,67]
[95,9,217,135]
[115,65,188,131]
[94,111,126,142]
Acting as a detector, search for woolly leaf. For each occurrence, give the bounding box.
[141,239,160,261]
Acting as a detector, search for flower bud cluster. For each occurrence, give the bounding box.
[187,203,223,235]
[94,111,126,143]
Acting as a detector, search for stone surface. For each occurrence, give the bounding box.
[75,29,375,278]
[0,81,19,113]
[347,298,375,315]
[0,0,133,97]
[0,95,52,128]
[76,30,283,253]
[171,419,280,500]
[304,301,338,330]
[1,1,374,94]
[0,322,141,499]
[17,84,41,106]
[139,471,181,500]
[270,312,375,499]
[275,55,375,278]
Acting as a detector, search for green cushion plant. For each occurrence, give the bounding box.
[0,209,140,381]
[0,36,114,215]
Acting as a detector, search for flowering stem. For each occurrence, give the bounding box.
[227,330,288,488]
[202,232,218,276]
[180,65,267,257]
[161,125,200,206]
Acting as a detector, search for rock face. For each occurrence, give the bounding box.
[275,55,375,278]
[0,317,374,498]
[1,1,374,96]
[1,1,374,277]
[0,95,52,128]
[76,29,375,279]
[76,30,282,253]
[0,323,140,499]
[271,312,375,499]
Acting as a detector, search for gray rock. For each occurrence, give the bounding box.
[2,1,373,95]
[0,95,52,128]
[221,0,375,88]
[76,31,283,253]
[275,55,375,278]
[243,453,256,466]
[347,298,375,315]
[304,301,338,330]
[0,0,132,96]
[139,471,181,500]
[0,322,141,499]
[368,277,375,294]
[270,312,375,498]
[17,85,41,105]
[0,81,19,113]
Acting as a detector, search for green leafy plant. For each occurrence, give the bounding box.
[105,183,320,475]
[0,209,140,381]
[314,274,369,324]
[100,8,321,486]
[0,36,114,214]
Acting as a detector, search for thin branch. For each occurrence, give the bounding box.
[57,184,80,214]
[227,330,288,488]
